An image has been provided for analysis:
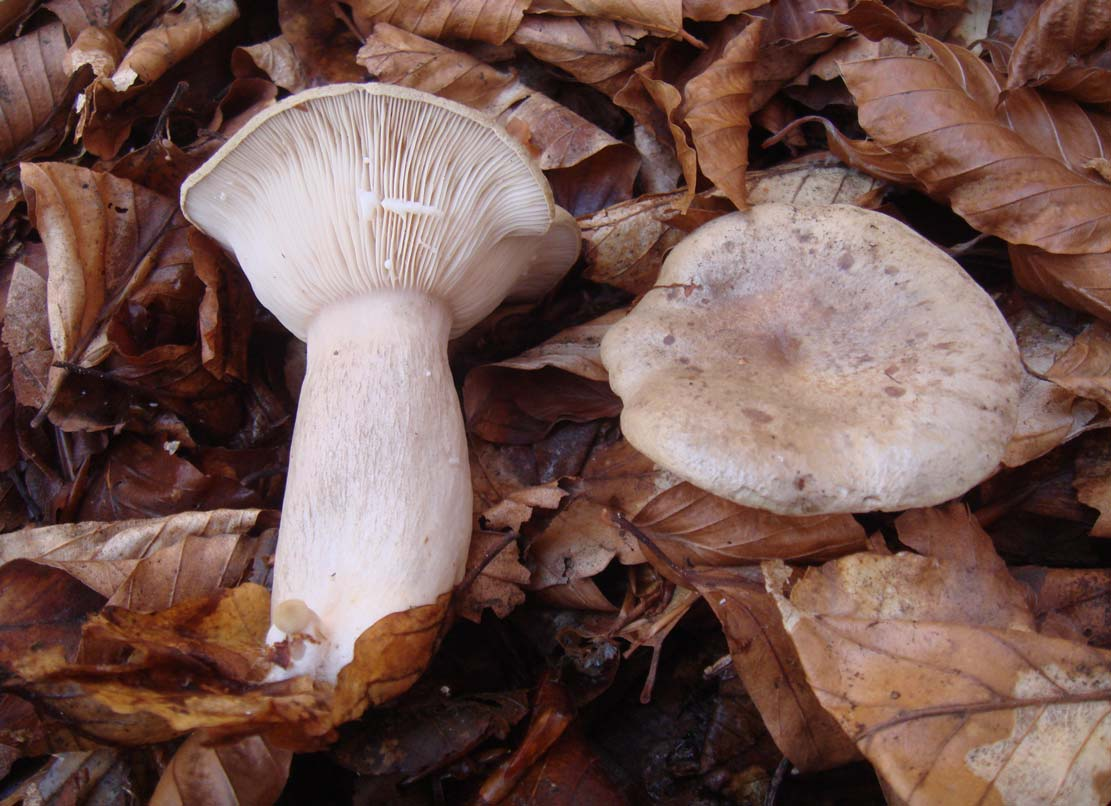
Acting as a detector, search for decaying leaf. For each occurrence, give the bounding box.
[1074,433,1111,536]
[512,15,649,97]
[349,0,530,44]
[1006,0,1111,93]
[232,35,310,93]
[0,23,79,162]
[457,532,532,621]
[767,505,1111,804]
[150,731,292,806]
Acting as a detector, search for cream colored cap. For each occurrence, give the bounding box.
[181,83,556,339]
[600,204,1022,515]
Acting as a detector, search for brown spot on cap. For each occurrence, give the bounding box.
[743,408,774,424]
[663,333,675,345]
[884,386,906,398]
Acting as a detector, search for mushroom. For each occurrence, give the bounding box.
[600,204,1021,515]
[180,83,577,682]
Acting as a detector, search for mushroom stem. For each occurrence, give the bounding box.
[266,289,470,682]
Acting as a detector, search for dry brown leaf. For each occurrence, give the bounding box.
[634,482,868,569]
[512,15,649,97]
[700,571,860,772]
[893,503,1038,629]
[681,20,762,210]
[463,313,623,444]
[840,46,1111,256]
[488,729,626,805]
[332,593,451,724]
[1012,566,1111,646]
[64,27,125,79]
[533,576,618,610]
[1007,0,1111,92]
[278,0,365,84]
[529,439,662,590]
[43,0,145,37]
[683,0,768,21]
[1003,301,1098,467]
[1074,434,1111,536]
[769,554,1111,805]
[482,483,568,531]
[2,262,52,411]
[20,162,180,422]
[359,24,638,214]
[531,0,683,36]
[110,0,239,92]
[0,23,77,162]
[193,230,254,382]
[614,58,699,211]
[1046,322,1111,409]
[150,731,292,806]
[232,35,310,93]
[457,531,531,621]
[0,560,106,663]
[349,0,529,44]
[1010,246,1111,322]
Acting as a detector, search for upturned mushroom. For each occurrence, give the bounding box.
[180,83,577,682]
[600,204,1021,515]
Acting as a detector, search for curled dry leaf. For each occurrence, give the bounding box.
[0,23,77,162]
[1003,300,1098,467]
[680,19,763,210]
[150,731,292,806]
[1006,0,1111,92]
[232,36,310,93]
[277,0,365,84]
[1046,322,1111,411]
[359,24,639,215]
[699,570,860,772]
[512,15,649,97]
[19,162,180,422]
[463,311,623,444]
[349,0,529,45]
[64,27,125,79]
[482,483,567,531]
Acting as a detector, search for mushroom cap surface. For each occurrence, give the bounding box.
[600,204,1022,515]
[181,83,556,339]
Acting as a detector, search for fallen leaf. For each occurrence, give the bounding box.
[769,555,1111,805]
[20,162,180,422]
[278,0,366,84]
[531,0,683,37]
[333,690,529,779]
[493,729,627,805]
[192,230,254,382]
[1012,566,1111,646]
[1074,434,1111,536]
[1003,299,1098,467]
[683,0,768,21]
[482,483,568,531]
[1006,0,1111,93]
[43,0,146,37]
[633,482,868,568]
[512,15,649,97]
[681,20,763,210]
[1046,322,1111,410]
[150,731,292,806]
[2,261,52,411]
[476,676,575,803]
[457,531,531,622]
[64,27,125,79]
[232,35,310,93]
[0,23,80,162]
[0,560,106,663]
[699,569,860,772]
[840,42,1111,256]
[349,0,529,44]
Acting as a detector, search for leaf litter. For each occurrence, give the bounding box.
[0,0,1108,802]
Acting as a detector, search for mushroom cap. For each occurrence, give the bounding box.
[181,83,556,339]
[505,206,581,304]
[600,204,1022,515]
